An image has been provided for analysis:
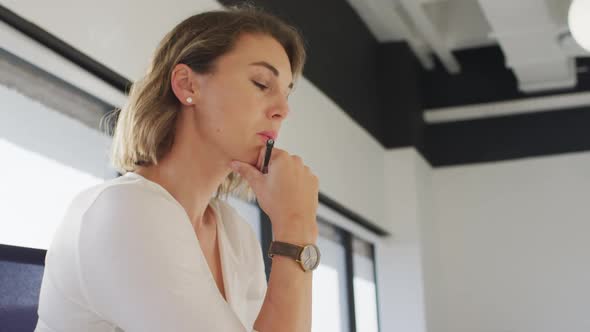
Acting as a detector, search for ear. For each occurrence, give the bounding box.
[170,63,199,106]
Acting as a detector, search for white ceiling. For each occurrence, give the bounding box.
[348,0,589,93]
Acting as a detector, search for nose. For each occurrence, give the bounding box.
[268,96,290,120]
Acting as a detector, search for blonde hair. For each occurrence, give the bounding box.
[101,5,306,202]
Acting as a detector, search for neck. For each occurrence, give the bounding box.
[135,115,233,230]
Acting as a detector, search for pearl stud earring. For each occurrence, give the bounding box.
[186,97,193,104]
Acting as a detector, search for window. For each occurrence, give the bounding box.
[311,220,351,332]
[352,236,379,332]
[259,206,382,332]
[0,48,115,250]
[225,195,261,242]
[307,204,381,332]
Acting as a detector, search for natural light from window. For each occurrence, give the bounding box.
[0,138,103,250]
[312,235,349,332]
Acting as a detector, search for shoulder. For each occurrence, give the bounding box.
[95,181,175,210]
[79,179,184,229]
[77,179,194,259]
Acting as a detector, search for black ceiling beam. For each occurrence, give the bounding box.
[421,45,590,109]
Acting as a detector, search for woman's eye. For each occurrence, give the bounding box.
[252,80,269,91]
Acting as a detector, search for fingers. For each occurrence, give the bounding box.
[251,146,311,175]
[256,143,287,170]
[231,161,261,187]
[268,147,286,162]
[258,146,287,171]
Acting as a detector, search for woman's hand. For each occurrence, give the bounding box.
[229,146,319,242]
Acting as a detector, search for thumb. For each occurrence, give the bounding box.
[230,161,262,185]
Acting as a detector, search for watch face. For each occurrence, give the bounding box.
[300,244,321,271]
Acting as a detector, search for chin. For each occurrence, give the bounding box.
[231,145,259,167]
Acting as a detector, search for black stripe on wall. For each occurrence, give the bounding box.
[0,4,131,93]
[379,42,424,150]
[424,106,590,166]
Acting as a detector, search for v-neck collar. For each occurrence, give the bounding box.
[122,171,237,307]
[209,199,233,305]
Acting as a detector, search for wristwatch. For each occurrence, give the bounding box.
[268,241,321,272]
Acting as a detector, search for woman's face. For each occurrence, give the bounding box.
[179,33,294,167]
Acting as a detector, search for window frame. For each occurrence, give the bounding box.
[258,202,382,332]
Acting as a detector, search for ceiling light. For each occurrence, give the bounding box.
[569,0,590,51]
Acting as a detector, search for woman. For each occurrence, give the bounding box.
[35,5,320,332]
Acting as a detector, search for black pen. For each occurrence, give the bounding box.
[261,138,274,174]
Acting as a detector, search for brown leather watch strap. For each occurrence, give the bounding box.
[267,241,303,259]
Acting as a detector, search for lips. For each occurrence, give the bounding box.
[257,130,278,140]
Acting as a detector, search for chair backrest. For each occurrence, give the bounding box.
[0,244,46,332]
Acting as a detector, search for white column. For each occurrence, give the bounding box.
[376,147,433,332]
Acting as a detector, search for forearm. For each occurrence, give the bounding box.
[253,255,313,332]
[253,224,318,332]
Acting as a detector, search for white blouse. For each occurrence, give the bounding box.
[35,171,266,331]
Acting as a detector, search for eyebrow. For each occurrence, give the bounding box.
[249,61,294,90]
